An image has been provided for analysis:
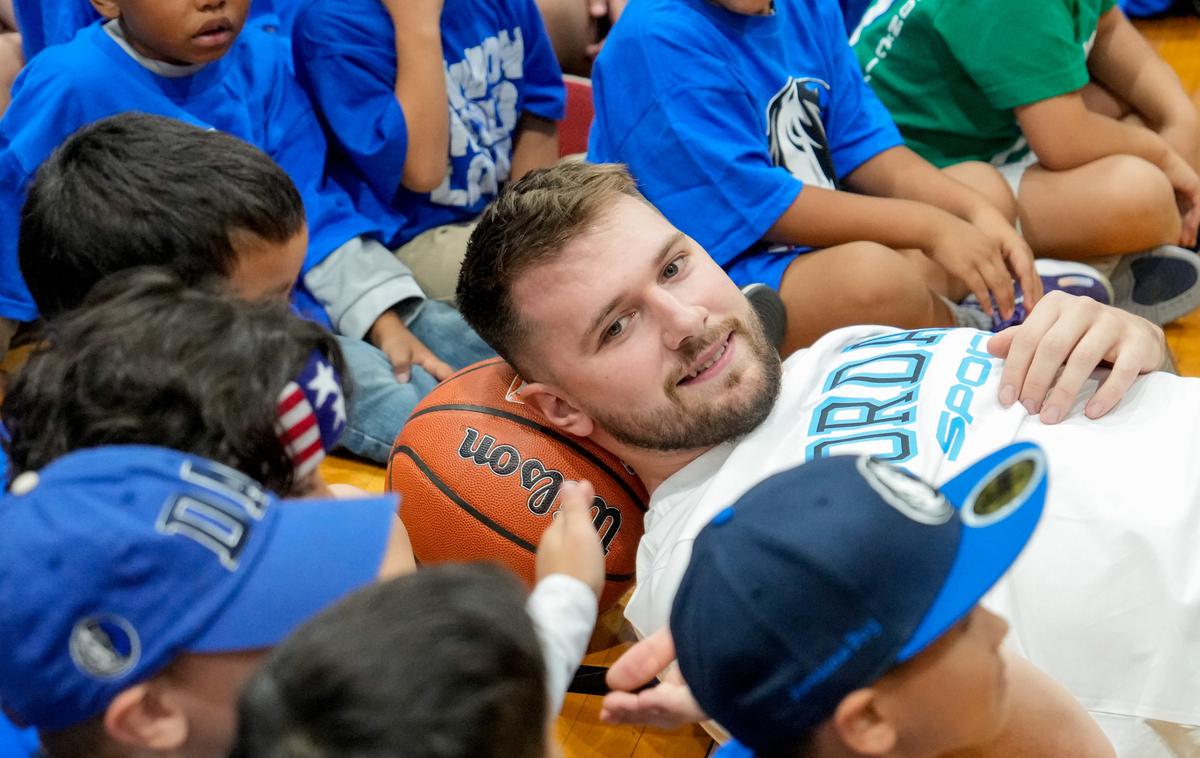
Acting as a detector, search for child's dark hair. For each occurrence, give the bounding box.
[18,112,306,318]
[2,268,344,494]
[233,563,548,758]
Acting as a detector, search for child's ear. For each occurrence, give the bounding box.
[103,682,189,751]
[89,0,121,21]
[830,688,896,755]
[518,381,595,438]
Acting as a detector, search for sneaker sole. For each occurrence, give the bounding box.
[1111,246,1200,325]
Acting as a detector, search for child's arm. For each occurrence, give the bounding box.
[532,480,604,711]
[1088,7,1199,170]
[1015,92,1200,248]
[383,0,449,193]
[845,146,1041,309]
[509,114,560,183]
[764,171,1023,320]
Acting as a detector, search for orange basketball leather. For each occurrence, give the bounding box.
[388,358,648,611]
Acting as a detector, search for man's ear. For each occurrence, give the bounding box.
[830,688,896,755]
[103,682,189,751]
[519,382,595,438]
[89,0,120,20]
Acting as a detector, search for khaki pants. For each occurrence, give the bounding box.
[394,220,478,303]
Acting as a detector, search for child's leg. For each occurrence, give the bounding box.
[775,242,954,354]
[942,160,1020,225]
[336,335,441,463]
[1016,156,1181,259]
[394,221,476,303]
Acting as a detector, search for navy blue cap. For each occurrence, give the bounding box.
[0,446,398,731]
[671,442,1046,754]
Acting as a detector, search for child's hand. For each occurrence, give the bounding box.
[969,207,1042,310]
[367,310,453,383]
[928,218,1018,320]
[1162,149,1200,249]
[536,480,605,600]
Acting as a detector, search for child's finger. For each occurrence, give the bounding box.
[558,479,595,517]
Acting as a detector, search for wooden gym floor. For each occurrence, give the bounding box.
[321,16,1200,758]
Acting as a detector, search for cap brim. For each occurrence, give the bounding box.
[187,494,399,652]
[897,442,1046,661]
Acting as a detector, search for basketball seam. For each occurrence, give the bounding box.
[438,358,509,386]
[404,404,648,513]
[392,445,636,583]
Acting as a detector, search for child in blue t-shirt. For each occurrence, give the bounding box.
[0,0,493,462]
[292,0,565,302]
[11,0,298,58]
[589,0,1062,352]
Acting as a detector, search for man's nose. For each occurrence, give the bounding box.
[649,288,708,350]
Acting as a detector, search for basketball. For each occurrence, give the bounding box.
[387,358,648,611]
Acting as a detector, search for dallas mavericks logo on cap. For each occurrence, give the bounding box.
[858,457,953,525]
[68,615,141,679]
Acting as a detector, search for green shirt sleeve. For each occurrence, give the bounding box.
[933,0,1091,111]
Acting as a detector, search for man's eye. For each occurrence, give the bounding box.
[663,254,686,279]
[604,315,630,341]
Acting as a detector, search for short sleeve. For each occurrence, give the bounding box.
[934,0,1089,110]
[0,62,92,320]
[600,83,802,266]
[292,6,410,204]
[515,0,566,121]
[822,12,903,178]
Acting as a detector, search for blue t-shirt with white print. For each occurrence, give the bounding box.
[292,0,565,248]
[587,0,902,270]
[12,0,298,58]
[0,21,379,323]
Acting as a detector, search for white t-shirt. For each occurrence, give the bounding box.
[528,573,597,712]
[627,325,1200,740]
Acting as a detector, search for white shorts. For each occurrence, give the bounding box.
[996,149,1040,197]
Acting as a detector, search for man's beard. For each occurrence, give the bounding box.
[587,316,783,452]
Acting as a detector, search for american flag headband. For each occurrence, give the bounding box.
[274,351,348,479]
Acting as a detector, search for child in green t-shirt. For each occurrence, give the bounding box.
[853,0,1200,325]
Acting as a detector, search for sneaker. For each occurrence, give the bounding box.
[741,283,788,350]
[959,259,1112,331]
[1109,245,1200,325]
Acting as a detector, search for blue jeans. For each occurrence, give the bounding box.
[336,301,495,462]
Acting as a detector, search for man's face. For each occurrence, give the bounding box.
[876,606,1012,754]
[511,195,781,452]
[92,0,249,65]
[227,227,308,302]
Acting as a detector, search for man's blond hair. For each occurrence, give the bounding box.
[456,162,650,375]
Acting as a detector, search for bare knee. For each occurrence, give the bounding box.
[837,242,932,310]
[945,161,1019,223]
[779,242,943,351]
[1096,154,1181,246]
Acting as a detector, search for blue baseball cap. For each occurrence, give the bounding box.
[671,442,1047,754]
[0,445,398,732]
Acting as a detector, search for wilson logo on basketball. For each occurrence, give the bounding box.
[459,427,623,553]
